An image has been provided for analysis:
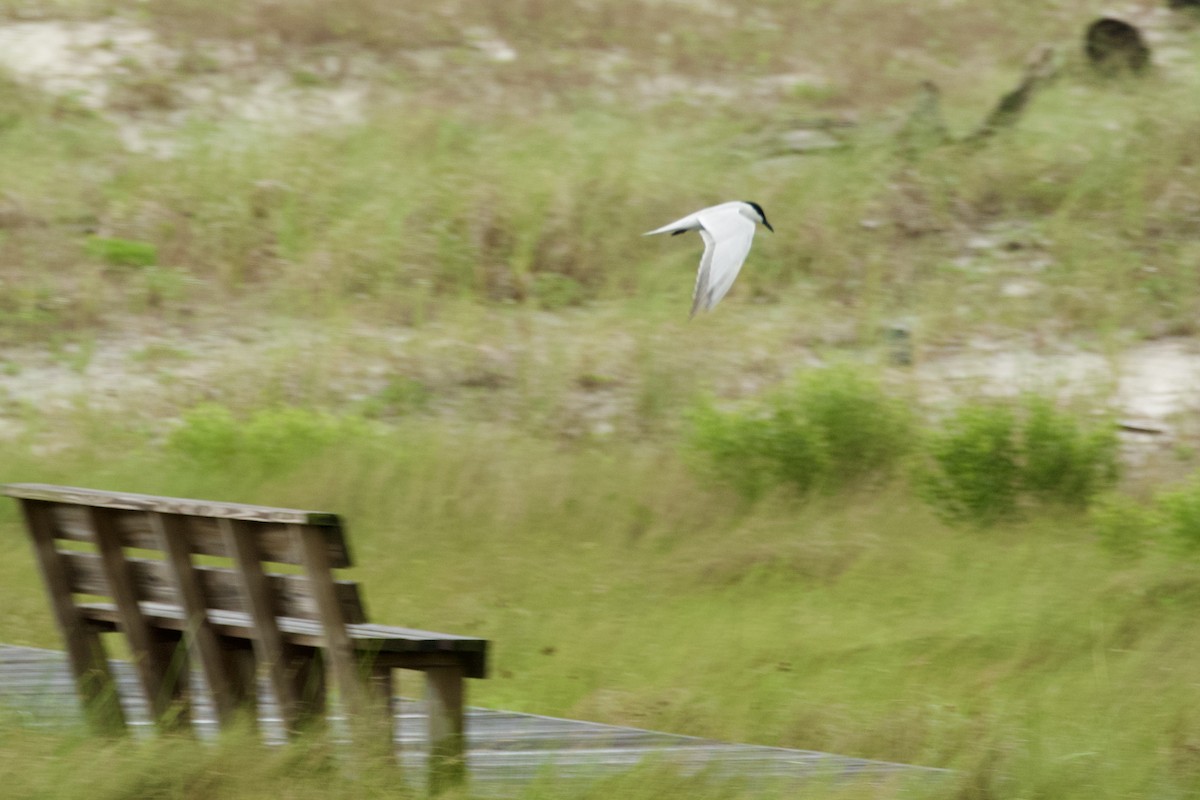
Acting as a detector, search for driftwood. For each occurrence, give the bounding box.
[898,47,1058,154]
[969,46,1057,141]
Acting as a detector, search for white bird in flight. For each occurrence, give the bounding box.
[644,200,774,317]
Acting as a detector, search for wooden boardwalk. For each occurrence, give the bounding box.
[0,643,942,793]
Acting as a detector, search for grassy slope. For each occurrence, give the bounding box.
[4,425,1200,798]
[1,3,1199,345]
[2,1,1200,798]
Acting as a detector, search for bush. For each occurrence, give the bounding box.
[1092,476,1200,558]
[85,236,158,268]
[1159,479,1200,553]
[688,366,914,499]
[168,404,370,475]
[1021,397,1120,505]
[688,402,828,499]
[921,403,1021,524]
[1091,492,1158,558]
[921,397,1119,524]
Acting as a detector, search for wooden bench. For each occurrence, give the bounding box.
[4,483,487,792]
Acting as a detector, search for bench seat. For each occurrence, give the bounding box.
[79,601,487,678]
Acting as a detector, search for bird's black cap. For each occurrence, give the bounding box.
[743,201,774,232]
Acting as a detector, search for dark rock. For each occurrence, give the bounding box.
[1085,18,1151,75]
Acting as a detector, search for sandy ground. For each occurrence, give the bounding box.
[0,18,380,155]
[1,309,1197,441]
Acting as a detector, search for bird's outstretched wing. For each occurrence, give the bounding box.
[690,208,756,317]
[643,210,704,236]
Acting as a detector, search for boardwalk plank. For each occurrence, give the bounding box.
[0,643,944,794]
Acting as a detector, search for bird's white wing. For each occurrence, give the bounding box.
[691,228,716,317]
[644,201,745,236]
[643,209,704,236]
[690,208,757,316]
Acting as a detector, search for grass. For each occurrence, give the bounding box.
[4,411,1200,798]
[2,1,1200,798]
[1,5,1200,343]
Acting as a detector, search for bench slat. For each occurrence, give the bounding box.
[150,511,247,726]
[220,517,301,729]
[82,599,484,676]
[18,500,126,732]
[89,507,184,728]
[4,484,341,526]
[59,550,368,625]
[296,522,392,754]
[76,601,488,678]
[47,504,351,569]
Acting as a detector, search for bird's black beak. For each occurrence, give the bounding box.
[764,221,775,233]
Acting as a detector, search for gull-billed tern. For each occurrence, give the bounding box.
[644,200,774,317]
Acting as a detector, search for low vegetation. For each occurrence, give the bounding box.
[921,396,1120,523]
[688,365,916,499]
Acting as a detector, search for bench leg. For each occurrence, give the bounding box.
[342,653,397,764]
[224,641,258,714]
[211,638,259,733]
[289,647,327,732]
[425,665,465,793]
[208,638,258,734]
[70,629,126,735]
[146,628,191,731]
[364,663,397,763]
[22,499,125,734]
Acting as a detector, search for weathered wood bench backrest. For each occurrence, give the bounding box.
[11,482,360,618]
[17,486,365,621]
[4,483,374,731]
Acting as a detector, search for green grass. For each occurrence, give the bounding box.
[4,411,1200,798]
[2,1,1200,797]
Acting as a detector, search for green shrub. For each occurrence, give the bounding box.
[688,366,913,499]
[1159,479,1200,553]
[791,366,914,485]
[85,236,158,268]
[168,403,240,466]
[688,402,829,499]
[921,397,1119,524]
[1091,492,1158,558]
[1085,472,1200,559]
[168,404,370,475]
[1021,397,1120,505]
[1093,476,1200,558]
[921,403,1021,524]
[357,377,431,419]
